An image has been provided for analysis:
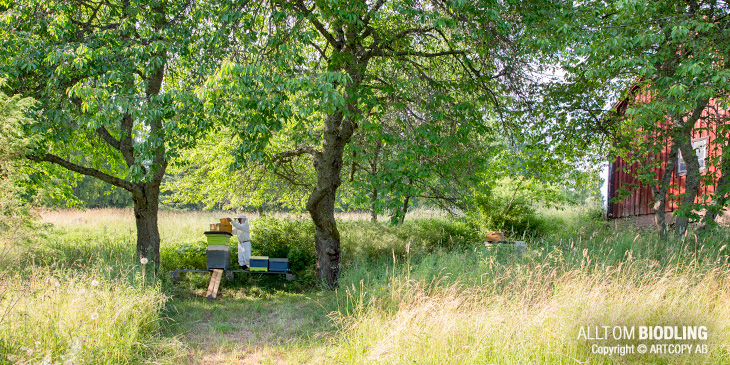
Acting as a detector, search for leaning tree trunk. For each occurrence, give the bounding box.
[672,101,708,237]
[370,186,378,223]
[652,143,679,237]
[132,182,162,266]
[675,139,702,236]
[699,141,730,231]
[399,195,410,225]
[307,111,354,288]
[369,141,381,223]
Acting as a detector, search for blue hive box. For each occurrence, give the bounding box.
[249,256,268,271]
[269,258,289,272]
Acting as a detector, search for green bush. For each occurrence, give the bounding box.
[160,239,208,271]
[339,218,482,269]
[249,217,316,275]
[396,219,482,251]
[473,193,548,237]
[470,178,566,238]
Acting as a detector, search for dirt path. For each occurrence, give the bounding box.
[164,285,336,364]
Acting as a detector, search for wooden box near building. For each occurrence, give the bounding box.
[485,232,504,242]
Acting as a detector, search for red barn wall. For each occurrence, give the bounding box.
[607,93,727,221]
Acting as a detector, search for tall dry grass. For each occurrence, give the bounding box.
[0,263,183,364]
[1,208,185,364]
[327,230,730,364]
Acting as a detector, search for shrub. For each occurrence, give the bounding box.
[339,218,482,269]
[161,239,208,271]
[249,217,316,275]
[470,178,565,238]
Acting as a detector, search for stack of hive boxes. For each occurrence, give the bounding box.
[248,257,290,272]
[205,219,233,270]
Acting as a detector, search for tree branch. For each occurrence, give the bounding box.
[119,112,136,168]
[273,146,322,162]
[33,152,139,193]
[96,125,121,150]
[362,0,386,27]
[294,0,339,49]
[390,50,465,58]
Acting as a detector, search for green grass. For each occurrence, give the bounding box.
[1,207,729,364]
[0,252,181,363]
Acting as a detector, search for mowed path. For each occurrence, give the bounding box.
[164,280,337,364]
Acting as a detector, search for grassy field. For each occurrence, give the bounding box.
[1,207,729,364]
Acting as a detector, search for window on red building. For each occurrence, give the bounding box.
[677,137,708,176]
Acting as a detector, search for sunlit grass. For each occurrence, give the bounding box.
[0,260,182,364]
[326,229,730,364]
[4,207,729,364]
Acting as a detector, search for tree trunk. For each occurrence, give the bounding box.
[670,99,709,236]
[306,50,365,288]
[699,141,730,230]
[399,195,410,224]
[675,139,702,236]
[370,186,378,223]
[307,111,353,289]
[309,187,341,289]
[369,141,381,223]
[651,143,678,237]
[132,183,162,266]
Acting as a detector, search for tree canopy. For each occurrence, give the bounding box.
[526,0,730,235]
[0,0,248,263]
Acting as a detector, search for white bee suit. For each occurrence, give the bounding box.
[230,215,251,267]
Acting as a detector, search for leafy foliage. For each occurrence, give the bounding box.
[0,0,259,261]
[162,127,315,211]
[0,86,37,246]
[525,0,730,234]
[471,177,567,237]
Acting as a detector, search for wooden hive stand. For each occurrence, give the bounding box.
[206,269,223,299]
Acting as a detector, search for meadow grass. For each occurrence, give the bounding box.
[330,231,730,364]
[0,243,182,364]
[1,207,729,364]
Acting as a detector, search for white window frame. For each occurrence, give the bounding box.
[676,136,709,176]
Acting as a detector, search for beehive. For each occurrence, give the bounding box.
[268,258,289,272]
[209,220,232,234]
[249,256,269,272]
[204,231,232,246]
[207,245,230,270]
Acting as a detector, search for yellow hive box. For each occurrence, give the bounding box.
[209,222,232,234]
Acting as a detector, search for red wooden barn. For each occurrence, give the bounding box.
[606,88,729,226]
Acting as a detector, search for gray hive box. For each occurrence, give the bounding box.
[207,244,230,270]
[269,258,289,272]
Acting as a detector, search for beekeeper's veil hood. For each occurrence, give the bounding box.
[237,215,247,223]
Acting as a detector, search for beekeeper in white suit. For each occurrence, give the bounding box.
[227,215,251,270]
